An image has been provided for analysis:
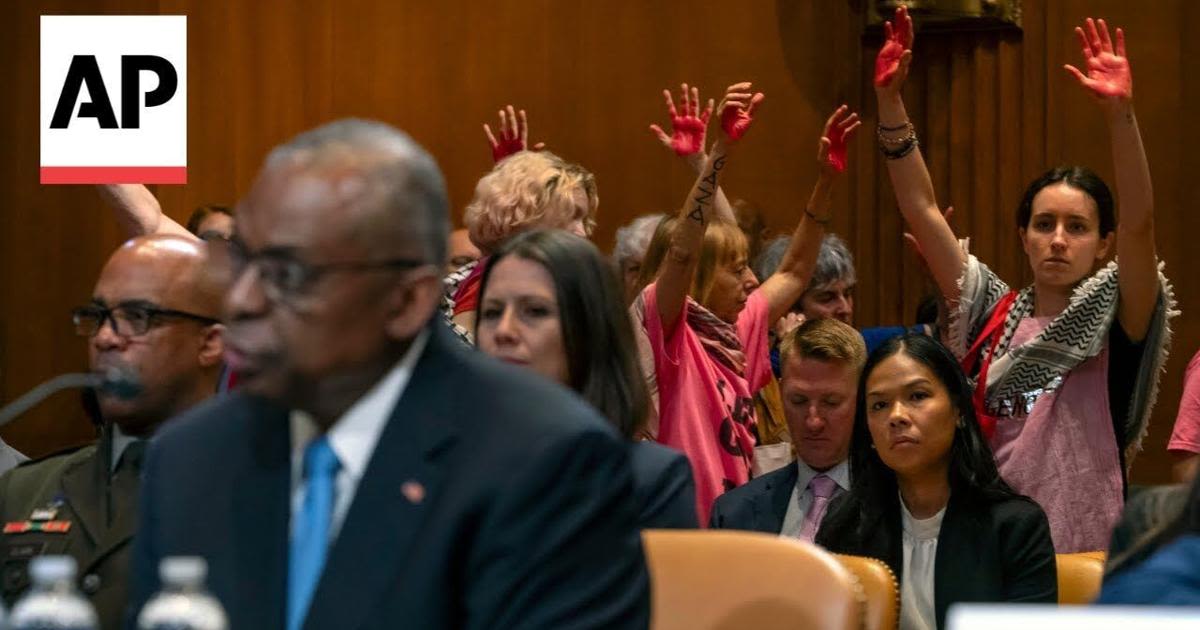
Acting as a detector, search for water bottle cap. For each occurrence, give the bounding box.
[29,555,77,584]
[160,556,207,585]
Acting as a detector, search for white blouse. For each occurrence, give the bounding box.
[899,498,946,630]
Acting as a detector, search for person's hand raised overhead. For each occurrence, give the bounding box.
[650,83,714,158]
[817,104,861,176]
[483,105,545,163]
[717,82,765,145]
[874,5,914,91]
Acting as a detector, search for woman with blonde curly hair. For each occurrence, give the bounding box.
[464,151,597,253]
[445,118,599,341]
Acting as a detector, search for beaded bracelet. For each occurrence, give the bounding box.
[876,121,916,147]
[881,138,919,160]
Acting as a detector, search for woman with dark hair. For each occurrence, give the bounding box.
[817,334,1056,630]
[474,229,697,528]
[872,7,1175,551]
[185,204,234,240]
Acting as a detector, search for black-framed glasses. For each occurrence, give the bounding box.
[72,303,221,338]
[210,238,427,303]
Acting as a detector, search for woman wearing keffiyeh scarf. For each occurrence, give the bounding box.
[635,79,861,523]
[874,7,1175,552]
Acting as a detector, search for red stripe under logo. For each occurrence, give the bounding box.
[40,166,187,184]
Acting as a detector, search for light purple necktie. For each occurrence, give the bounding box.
[798,474,838,542]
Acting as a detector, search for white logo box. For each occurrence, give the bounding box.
[40,15,187,184]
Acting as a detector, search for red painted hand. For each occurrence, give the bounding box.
[874,5,914,88]
[1064,18,1132,104]
[483,105,545,163]
[650,83,714,157]
[818,105,861,174]
[717,82,764,144]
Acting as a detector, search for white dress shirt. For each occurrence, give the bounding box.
[289,330,429,543]
[110,424,139,473]
[779,458,850,538]
[899,497,946,630]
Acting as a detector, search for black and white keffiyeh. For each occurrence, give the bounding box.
[948,240,1176,461]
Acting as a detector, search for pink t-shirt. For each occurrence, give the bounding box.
[641,283,772,525]
[990,315,1124,553]
[1168,349,1200,454]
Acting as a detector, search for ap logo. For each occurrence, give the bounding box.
[40,15,187,184]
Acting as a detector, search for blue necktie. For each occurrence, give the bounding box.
[288,436,340,630]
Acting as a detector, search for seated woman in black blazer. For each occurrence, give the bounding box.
[816,334,1056,630]
[475,229,698,528]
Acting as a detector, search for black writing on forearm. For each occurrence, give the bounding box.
[688,154,726,224]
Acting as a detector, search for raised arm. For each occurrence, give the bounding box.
[650,83,736,224]
[758,105,861,326]
[874,6,965,302]
[483,105,545,164]
[654,83,762,336]
[1065,18,1157,341]
[96,184,193,239]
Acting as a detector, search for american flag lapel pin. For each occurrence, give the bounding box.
[401,480,425,504]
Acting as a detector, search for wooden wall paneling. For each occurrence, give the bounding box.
[1,0,159,457]
[1133,2,1188,483]
[919,34,952,322]
[1173,1,1200,481]
[971,36,998,291]
[1014,0,1045,294]
[853,29,883,331]
[995,33,1023,293]
[152,0,239,220]
[1050,1,1188,483]
[2,0,1195,481]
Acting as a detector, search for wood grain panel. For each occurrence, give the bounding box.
[0,0,1193,484]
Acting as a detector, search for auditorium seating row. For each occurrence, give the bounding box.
[641,530,1106,630]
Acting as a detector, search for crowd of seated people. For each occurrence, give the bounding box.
[10,8,1200,629]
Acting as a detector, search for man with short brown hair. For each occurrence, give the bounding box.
[710,317,864,540]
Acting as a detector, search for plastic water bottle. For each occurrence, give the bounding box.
[137,557,228,630]
[9,555,97,630]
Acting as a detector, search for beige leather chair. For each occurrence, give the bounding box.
[1056,551,1107,604]
[834,554,900,630]
[642,529,858,630]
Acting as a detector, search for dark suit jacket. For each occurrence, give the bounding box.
[630,442,697,528]
[816,492,1057,630]
[129,324,650,629]
[707,462,796,532]
[0,426,134,630]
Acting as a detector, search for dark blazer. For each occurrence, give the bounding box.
[816,492,1057,630]
[0,426,134,630]
[630,442,697,528]
[129,324,650,629]
[707,462,797,532]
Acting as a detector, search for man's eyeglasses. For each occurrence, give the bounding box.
[210,238,427,304]
[72,304,221,338]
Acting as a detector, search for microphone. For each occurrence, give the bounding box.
[0,367,142,429]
